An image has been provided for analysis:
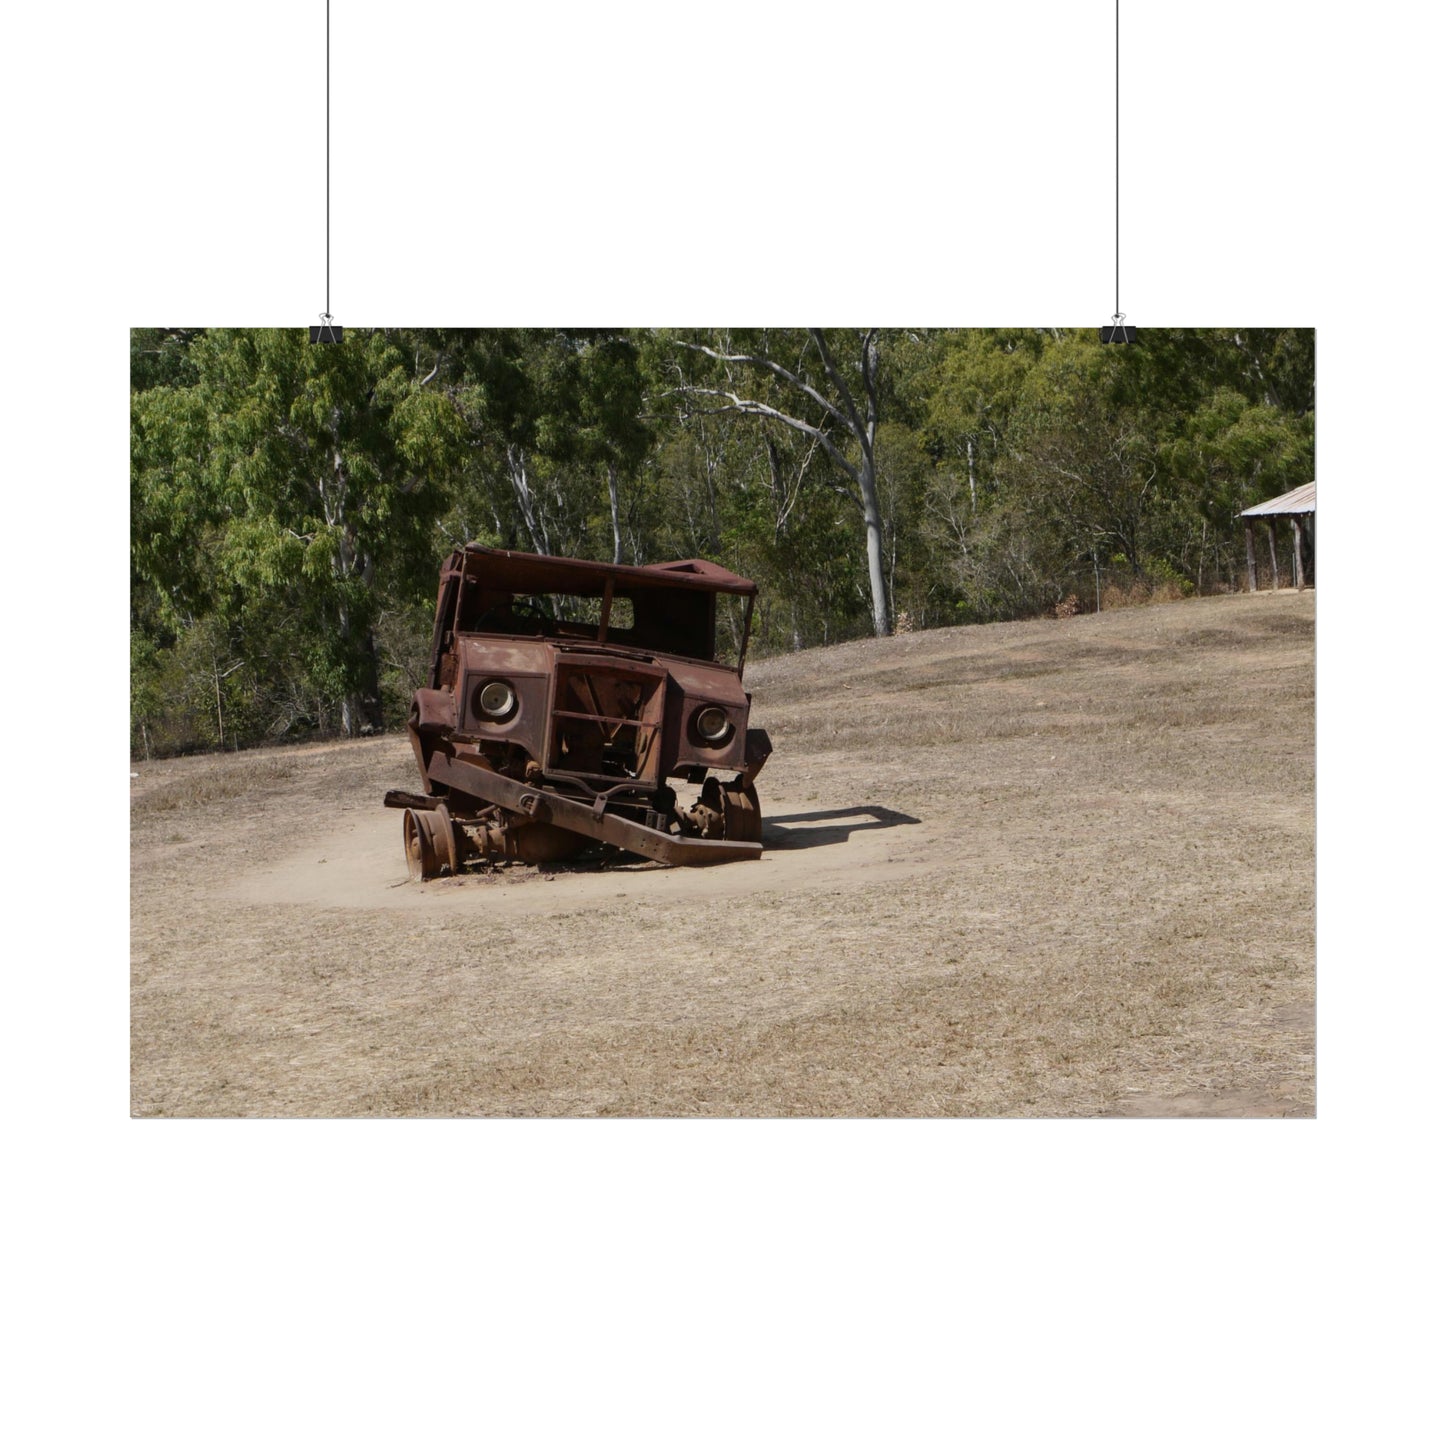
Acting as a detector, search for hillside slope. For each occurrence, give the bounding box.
[131,590,1315,1117]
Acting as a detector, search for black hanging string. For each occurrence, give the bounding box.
[311,0,342,342]
[1102,0,1136,343]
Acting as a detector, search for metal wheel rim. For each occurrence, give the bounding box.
[721,783,762,844]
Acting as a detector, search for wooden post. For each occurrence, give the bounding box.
[1267,520,1280,589]
[1292,517,1304,590]
[1244,519,1257,591]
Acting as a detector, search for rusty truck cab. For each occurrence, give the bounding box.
[389,546,771,876]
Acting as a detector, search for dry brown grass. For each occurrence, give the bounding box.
[130,754,299,817]
[131,589,1314,1117]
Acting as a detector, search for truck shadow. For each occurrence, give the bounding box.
[762,805,922,851]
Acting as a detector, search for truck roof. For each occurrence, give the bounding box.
[458,545,758,598]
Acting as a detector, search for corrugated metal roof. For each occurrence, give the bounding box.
[1240,482,1316,517]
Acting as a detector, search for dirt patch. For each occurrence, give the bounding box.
[131,590,1315,1117]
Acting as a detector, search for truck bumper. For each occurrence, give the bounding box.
[422,749,763,866]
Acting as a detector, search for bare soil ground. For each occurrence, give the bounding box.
[131,590,1314,1117]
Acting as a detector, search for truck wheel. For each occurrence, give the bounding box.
[403,804,459,880]
[721,782,762,844]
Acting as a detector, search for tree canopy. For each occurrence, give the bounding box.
[131,326,1314,756]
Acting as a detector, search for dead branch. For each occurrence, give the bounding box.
[676,340,851,434]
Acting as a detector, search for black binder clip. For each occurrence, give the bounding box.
[1100,313,1137,344]
[310,313,344,344]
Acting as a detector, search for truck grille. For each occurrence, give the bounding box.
[546,658,665,783]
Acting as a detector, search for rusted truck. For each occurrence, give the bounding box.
[385,544,772,876]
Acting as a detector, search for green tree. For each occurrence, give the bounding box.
[130,326,1317,757]
[673,329,896,636]
[132,328,461,736]
[576,333,652,564]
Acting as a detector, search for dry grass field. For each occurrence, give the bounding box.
[131,589,1314,1117]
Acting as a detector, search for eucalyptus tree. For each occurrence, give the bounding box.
[1099,327,1315,588]
[671,328,895,636]
[132,327,461,736]
[131,327,204,392]
[1006,335,1168,579]
[429,329,643,561]
[426,328,563,554]
[574,332,652,564]
[917,328,1044,518]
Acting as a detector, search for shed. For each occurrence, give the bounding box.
[1239,483,1315,590]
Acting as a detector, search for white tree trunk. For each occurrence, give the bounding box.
[507,444,549,554]
[860,474,890,638]
[607,463,623,565]
[677,329,891,635]
[336,595,360,739]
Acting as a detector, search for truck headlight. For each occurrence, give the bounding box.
[477,680,517,720]
[695,705,732,743]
